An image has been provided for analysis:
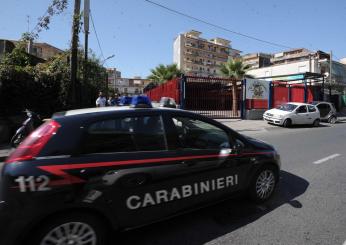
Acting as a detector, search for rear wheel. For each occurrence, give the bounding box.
[31,213,109,245]
[283,118,292,127]
[328,116,337,124]
[249,165,278,203]
[313,119,320,127]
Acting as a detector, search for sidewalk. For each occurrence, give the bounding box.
[216,119,276,133]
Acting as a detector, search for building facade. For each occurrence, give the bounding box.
[0,39,63,61]
[173,30,241,77]
[242,53,272,69]
[29,42,63,60]
[107,68,122,91]
[113,77,151,95]
[246,49,346,86]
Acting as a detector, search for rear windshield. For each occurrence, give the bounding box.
[277,104,298,112]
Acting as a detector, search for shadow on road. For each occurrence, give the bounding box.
[115,171,309,245]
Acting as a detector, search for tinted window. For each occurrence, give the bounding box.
[172,117,230,149]
[83,116,166,154]
[296,106,307,113]
[308,105,316,112]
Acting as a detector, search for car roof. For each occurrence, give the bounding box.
[53,106,183,118]
[310,101,332,104]
[285,102,310,106]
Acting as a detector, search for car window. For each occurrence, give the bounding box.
[172,117,231,149]
[83,116,167,154]
[308,105,316,112]
[277,103,298,112]
[296,106,307,113]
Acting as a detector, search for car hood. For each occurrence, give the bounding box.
[265,108,291,116]
[244,135,275,151]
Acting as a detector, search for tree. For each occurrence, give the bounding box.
[219,58,253,113]
[148,64,182,84]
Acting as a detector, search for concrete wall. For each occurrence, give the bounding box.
[173,35,183,69]
[247,59,319,78]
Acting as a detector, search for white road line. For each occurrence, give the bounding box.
[313,154,341,164]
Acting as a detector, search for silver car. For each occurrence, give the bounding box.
[309,101,337,124]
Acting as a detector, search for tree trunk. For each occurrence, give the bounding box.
[232,80,238,114]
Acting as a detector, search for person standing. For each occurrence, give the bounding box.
[108,95,117,106]
[96,91,107,107]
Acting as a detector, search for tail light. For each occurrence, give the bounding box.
[5,120,61,163]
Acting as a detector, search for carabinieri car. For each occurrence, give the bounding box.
[0,97,281,245]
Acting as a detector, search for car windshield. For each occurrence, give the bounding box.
[276,104,298,112]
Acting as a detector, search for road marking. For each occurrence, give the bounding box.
[343,240,346,245]
[313,154,341,164]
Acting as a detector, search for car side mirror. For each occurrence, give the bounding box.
[233,139,245,152]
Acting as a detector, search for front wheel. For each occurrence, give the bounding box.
[283,118,292,128]
[31,213,109,245]
[249,165,278,203]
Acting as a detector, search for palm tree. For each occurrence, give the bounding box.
[148,64,182,84]
[219,58,253,113]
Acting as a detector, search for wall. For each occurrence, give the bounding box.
[247,59,318,78]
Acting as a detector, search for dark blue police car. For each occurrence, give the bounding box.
[0,96,281,245]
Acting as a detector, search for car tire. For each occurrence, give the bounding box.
[313,119,320,127]
[248,165,278,203]
[328,116,337,124]
[30,212,109,245]
[283,118,292,128]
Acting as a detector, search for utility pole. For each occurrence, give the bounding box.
[329,50,333,100]
[83,0,90,107]
[70,0,81,108]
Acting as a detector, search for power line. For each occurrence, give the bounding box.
[90,11,107,65]
[144,0,293,50]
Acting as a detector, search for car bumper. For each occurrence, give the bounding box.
[0,201,28,245]
[263,116,283,125]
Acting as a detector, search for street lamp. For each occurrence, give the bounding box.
[102,54,115,97]
[102,54,115,66]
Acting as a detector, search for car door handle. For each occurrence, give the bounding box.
[180,160,195,166]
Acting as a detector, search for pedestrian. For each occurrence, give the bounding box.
[96,91,107,107]
[108,94,117,106]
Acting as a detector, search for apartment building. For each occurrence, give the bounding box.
[173,30,241,77]
[29,42,63,60]
[113,77,151,95]
[1,39,63,60]
[242,53,272,69]
[107,68,122,91]
[246,49,346,85]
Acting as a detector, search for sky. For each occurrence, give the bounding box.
[1,0,346,78]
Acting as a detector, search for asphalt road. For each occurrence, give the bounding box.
[116,122,346,245]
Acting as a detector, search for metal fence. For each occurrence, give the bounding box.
[182,76,242,119]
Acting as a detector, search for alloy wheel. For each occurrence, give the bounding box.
[255,170,276,200]
[40,222,97,245]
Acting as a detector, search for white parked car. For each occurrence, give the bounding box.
[263,102,320,127]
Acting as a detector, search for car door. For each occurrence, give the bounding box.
[307,105,319,121]
[293,105,309,124]
[317,103,330,119]
[74,112,196,227]
[162,112,253,208]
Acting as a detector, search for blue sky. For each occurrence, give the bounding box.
[1,0,346,78]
